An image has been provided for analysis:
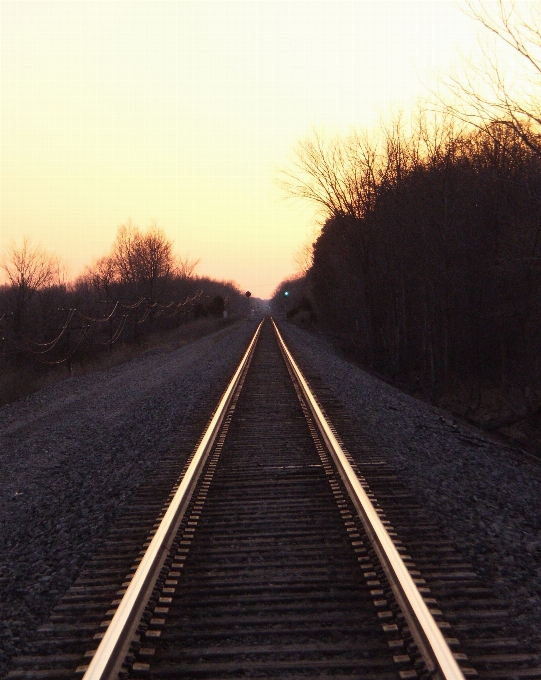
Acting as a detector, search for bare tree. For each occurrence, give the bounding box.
[175,255,200,280]
[111,221,139,287]
[110,221,175,301]
[278,129,371,219]
[293,240,314,275]
[131,223,174,302]
[85,255,117,301]
[441,0,541,156]
[1,237,59,331]
[277,115,429,223]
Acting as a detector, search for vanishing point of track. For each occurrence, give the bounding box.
[6,318,541,680]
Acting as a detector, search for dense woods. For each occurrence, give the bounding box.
[0,223,250,402]
[272,2,541,443]
[274,115,541,433]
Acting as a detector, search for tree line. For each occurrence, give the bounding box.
[1,222,250,370]
[274,2,541,431]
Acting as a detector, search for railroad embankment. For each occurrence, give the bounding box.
[0,318,257,677]
[278,320,541,653]
[1,315,540,677]
[0,315,245,409]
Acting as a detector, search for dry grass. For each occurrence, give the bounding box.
[434,379,541,455]
[0,315,245,408]
[332,329,541,457]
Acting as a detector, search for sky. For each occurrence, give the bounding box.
[1,1,483,298]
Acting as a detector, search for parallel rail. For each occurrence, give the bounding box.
[272,319,465,680]
[82,317,464,680]
[82,321,263,680]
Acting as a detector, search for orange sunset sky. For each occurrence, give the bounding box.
[1,2,485,297]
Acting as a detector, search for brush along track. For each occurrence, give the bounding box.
[6,319,541,679]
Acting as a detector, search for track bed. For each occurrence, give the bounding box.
[6,320,540,680]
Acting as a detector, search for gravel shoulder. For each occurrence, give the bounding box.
[2,316,539,672]
[0,318,258,673]
[277,319,541,650]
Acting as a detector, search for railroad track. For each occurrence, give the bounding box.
[6,318,540,680]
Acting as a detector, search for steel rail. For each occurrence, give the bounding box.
[272,318,465,680]
[83,320,263,680]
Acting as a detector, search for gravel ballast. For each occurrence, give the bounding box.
[277,320,541,650]
[1,316,539,675]
[0,318,257,675]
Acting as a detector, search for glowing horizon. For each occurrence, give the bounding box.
[1,1,484,298]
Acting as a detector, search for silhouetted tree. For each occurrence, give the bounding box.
[1,237,60,333]
[442,1,541,157]
[110,221,174,302]
[280,110,541,418]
